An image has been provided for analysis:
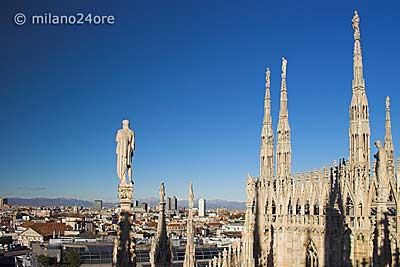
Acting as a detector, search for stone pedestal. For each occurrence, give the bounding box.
[113,182,136,267]
[118,183,133,212]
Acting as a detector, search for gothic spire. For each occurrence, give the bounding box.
[349,11,370,171]
[242,177,256,266]
[260,68,274,179]
[384,96,394,177]
[276,57,291,178]
[150,183,173,267]
[183,183,196,267]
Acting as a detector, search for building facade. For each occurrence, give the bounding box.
[244,11,400,267]
[0,198,8,208]
[94,199,103,211]
[199,199,207,217]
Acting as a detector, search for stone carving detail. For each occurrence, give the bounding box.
[281,57,287,79]
[352,10,360,40]
[118,185,133,200]
[159,182,165,203]
[374,140,387,186]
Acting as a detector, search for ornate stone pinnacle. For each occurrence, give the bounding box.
[352,10,360,40]
[386,96,390,109]
[281,57,287,79]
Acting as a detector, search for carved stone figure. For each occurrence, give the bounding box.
[352,11,360,40]
[160,182,165,203]
[118,186,133,200]
[116,120,135,184]
[374,140,387,185]
[281,57,287,78]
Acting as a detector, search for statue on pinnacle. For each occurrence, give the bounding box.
[352,10,360,40]
[116,119,135,185]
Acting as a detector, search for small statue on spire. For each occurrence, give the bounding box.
[352,10,360,40]
[189,182,194,205]
[374,140,387,185]
[266,68,271,89]
[386,96,390,110]
[281,57,287,79]
[159,182,165,203]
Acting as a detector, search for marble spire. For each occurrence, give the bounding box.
[242,176,256,266]
[260,68,275,179]
[183,183,196,267]
[349,10,371,171]
[384,96,394,177]
[276,57,291,178]
[149,183,173,267]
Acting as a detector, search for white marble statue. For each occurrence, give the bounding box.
[115,120,135,184]
[374,140,387,185]
[160,182,165,203]
[281,57,287,79]
[352,11,360,40]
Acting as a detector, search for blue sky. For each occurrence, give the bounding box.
[0,1,399,202]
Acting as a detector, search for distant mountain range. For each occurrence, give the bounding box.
[8,197,245,210]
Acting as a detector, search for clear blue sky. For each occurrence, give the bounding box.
[0,1,399,202]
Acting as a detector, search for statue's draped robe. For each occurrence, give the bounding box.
[116,128,135,182]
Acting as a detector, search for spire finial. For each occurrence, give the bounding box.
[386,96,390,110]
[159,182,165,203]
[189,182,194,207]
[352,10,360,40]
[281,57,287,79]
[266,68,271,89]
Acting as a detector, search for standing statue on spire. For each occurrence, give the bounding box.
[386,96,390,110]
[281,57,287,79]
[352,11,360,40]
[266,68,271,88]
[374,141,387,185]
[160,182,165,203]
[189,183,194,205]
[115,119,135,185]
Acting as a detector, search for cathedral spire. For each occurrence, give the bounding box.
[183,183,196,267]
[352,10,365,90]
[150,183,173,267]
[242,177,256,266]
[276,57,291,178]
[384,96,395,177]
[349,11,370,171]
[260,68,274,179]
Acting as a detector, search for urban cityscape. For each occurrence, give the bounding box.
[1,2,400,267]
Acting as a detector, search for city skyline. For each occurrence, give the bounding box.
[1,1,399,202]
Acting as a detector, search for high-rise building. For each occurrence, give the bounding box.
[141,202,148,213]
[172,196,178,210]
[94,199,102,210]
[134,200,139,207]
[0,198,8,208]
[167,197,172,210]
[198,198,206,217]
